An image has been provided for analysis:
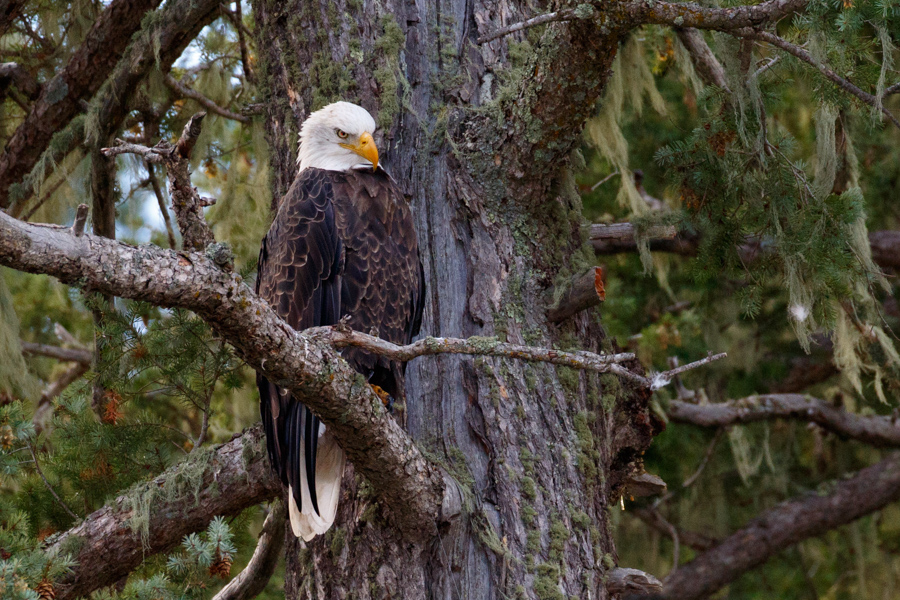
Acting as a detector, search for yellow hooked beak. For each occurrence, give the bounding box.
[340,132,379,170]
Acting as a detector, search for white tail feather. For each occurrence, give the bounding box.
[288,429,346,540]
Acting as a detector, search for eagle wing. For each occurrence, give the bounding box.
[256,168,343,519]
[333,168,425,400]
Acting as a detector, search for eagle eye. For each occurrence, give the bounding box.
[336,129,349,139]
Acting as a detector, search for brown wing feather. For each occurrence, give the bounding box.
[331,168,424,400]
[256,168,343,515]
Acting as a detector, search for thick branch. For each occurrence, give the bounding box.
[20,341,92,364]
[48,426,279,600]
[620,0,808,32]
[163,73,249,123]
[0,62,40,101]
[588,223,678,253]
[0,211,451,543]
[0,0,26,36]
[592,226,900,271]
[669,394,900,448]
[647,451,900,600]
[547,266,606,322]
[0,0,163,208]
[212,500,285,600]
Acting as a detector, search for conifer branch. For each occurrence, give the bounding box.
[652,451,900,600]
[163,73,250,123]
[669,394,900,448]
[47,426,280,600]
[733,29,900,130]
[28,443,79,521]
[211,500,285,600]
[32,361,91,434]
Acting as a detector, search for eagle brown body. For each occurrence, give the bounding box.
[256,165,424,539]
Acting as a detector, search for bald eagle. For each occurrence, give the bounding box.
[256,102,424,540]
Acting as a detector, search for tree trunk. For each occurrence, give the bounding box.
[254,2,659,597]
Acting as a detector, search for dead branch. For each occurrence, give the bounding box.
[102,112,216,251]
[307,325,636,375]
[648,451,900,600]
[609,568,664,597]
[163,73,249,123]
[20,341,92,364]
[477,9,578,44]
[212,500,285,600]
[547,266,605,322]
[669,394,900,448]
[650,353,727,390]
[47,426,280,600]
[71,203,89,237]
[588,223,678,252]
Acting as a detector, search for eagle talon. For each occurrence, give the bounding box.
[369,384,394,412]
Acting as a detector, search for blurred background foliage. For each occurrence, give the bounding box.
[2,0,900,598]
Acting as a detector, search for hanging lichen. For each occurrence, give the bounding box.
[0,272,39,401]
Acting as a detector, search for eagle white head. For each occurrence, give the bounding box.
[296,101,379,173]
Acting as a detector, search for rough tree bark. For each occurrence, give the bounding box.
[253,2,657,598]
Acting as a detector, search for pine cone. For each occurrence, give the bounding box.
[0,424,15,450]
[208,553,232,579]
[35,579,55,600]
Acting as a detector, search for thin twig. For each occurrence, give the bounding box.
[307,326,638,373]
[682,427,723,488]
[477,8,577,44]
[101,141,166,162]
[147,162,177,249]
[163,73,249,123]
[229,1,255,85]
[28,443,79,521]
[21,177,67,222]
[591,170,620,191]
[650,352,728,389]
[753,55,780,78]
